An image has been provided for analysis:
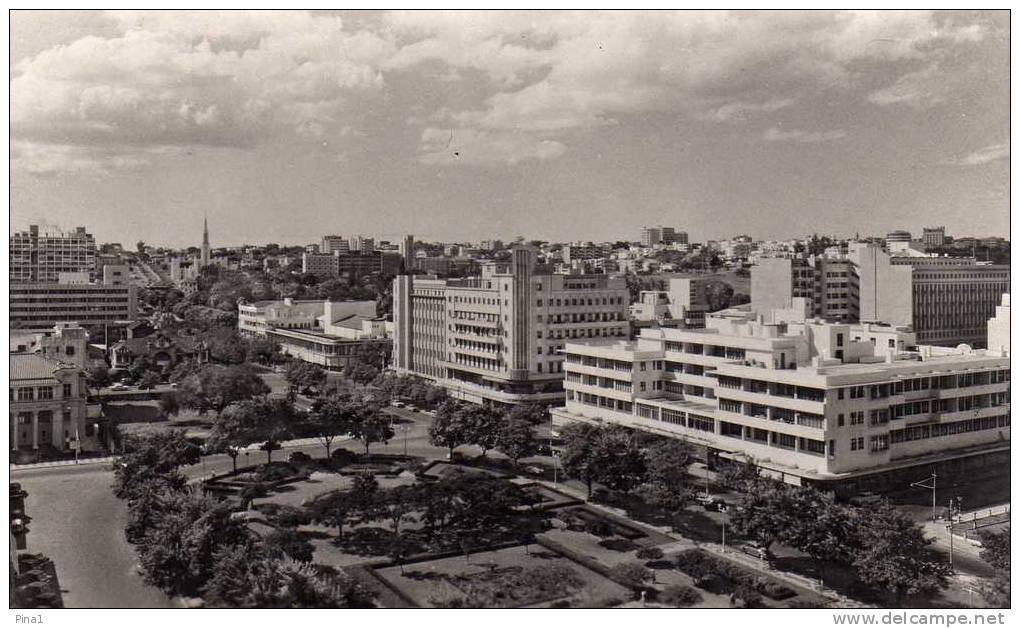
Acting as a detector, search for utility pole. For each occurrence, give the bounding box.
[911,471,937,522]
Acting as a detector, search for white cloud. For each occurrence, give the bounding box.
[418,127,566,165]
[868,64,953,108]
[700,98,796,123]
[387,10,985,164]
[952,143,1009,166]
[763,127,846,143]
[11,10,394,174]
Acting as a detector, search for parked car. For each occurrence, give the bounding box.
[406,404,419,412]
[697,494,728,511]
[109,383,130,391]
[738,541,770,561]
[391,400,406,408]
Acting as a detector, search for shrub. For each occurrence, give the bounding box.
[258,504,311,528]
[636,547,664,561]
[594,596,624,608]
[756,577,796,600]
[288,451,312,464]
[660,584,702,608]
[608,561,653,590]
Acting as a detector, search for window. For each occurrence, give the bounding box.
[17,388,34,401]
[536,331,543,339]
[639,382,647,392]
[838,413,845,427]
[837,388,844,400]
[65,346,75,356]
[63,383,72,398]
[836,333,844,346]
[37,387,53,400]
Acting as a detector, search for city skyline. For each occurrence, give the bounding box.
[10,10,1010,247]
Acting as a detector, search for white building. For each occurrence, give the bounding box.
[552,306,1009,490]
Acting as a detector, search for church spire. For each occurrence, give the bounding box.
[200,214,211,267]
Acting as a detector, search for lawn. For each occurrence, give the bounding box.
[374,544,630,608]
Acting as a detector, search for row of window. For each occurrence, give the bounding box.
[11,384,75,401]
[889,414,1010,444]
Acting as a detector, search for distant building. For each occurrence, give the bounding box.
[400,235,415,271]
[108,332,210,371]
[562,243,610,264]
[922,226,946,249]
[321,235,350,255]
[9,277,137,330]
[238,298,378,337]
[350,235,375,254]
[10,225,96,284]
[752,257,859,323]
[392,246,630,407]
[640,226,662,247]
[200,217,211,268]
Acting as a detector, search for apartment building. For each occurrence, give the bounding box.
[562,243,611,264]
[10,353,90,453]
[922,226,946,249]
[753,257,859,323]
[302,251,402,277]
[551,307,1010,490]
[10,225,96,284]
[321,235,351,255]
[392,246,630,407]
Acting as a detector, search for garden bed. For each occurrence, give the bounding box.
[418,460,511,481]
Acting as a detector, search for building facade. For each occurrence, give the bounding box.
[551,309,1010,489]
[392,246,630,407]
[9,281,137,329]
[9,323,90,370]
[922,226,946,249]
[10,354,90,453]
[10,225,96,284]
[238,298,377,337]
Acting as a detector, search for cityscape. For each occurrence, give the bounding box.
[8,9,1011,619]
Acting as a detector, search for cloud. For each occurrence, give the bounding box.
[867,64,955,108]
[11,10,394,175]
[700,98,796,122]
[951,143,1009,166]
[386,10,986,163]
[418,127,566,165]
[763,127,846,143]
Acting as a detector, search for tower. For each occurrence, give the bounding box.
[200,215,211,267]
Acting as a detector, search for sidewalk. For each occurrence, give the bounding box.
[10,437,333,472]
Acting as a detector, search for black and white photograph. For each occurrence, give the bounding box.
[6,8,1013,619]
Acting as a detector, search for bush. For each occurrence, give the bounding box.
[636,547,664,561]
[288,451,312,464]
[756,577,796,601]
[608,561,653,590]
[593,596,624,608]
[257,504,311,528]
[660,584,702,608]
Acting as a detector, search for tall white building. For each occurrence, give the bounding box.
[392,246,630,407]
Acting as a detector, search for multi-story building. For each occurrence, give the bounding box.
[10,353,90,453]
[752,245,1008,346]
[987,294,1010,355]
[392,246,630,407]
[753,257,859,322]
[852,244,1009,347]
[922,226,946,249]
[10,225,96,284]
[239,299,389,371]
[350,235,375,254]
[9,278,137,330]
[551,307,1010,491]
[640,226,662,247]
[400,235,415,271]
[321,235,350,255]
[302,251,401,277]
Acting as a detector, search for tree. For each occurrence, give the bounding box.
[139,371,162,389]
[429,400,472,459]
[86,366,113,391]
[136,491,252,597]
[304,395,361,459]
[240,482,270,510]
[609,561,654,590]
[177,364,270,417]
[113,431,201,499]
[350,413,394,456]
[307,491,354,540]
[785,487,858,580]
[495,418,537,466]
[262,528,314,563]
[635,438,694,513]
[852,503,950,605]
[212,399,299,465]
[285,361,326,396]
[380,485,420,534]
[158,392,180,418]
[343,361,380,385]
[979,527,1010,571]
[464,404,503,457]
[559,424,646,498]
[729,478,797,558]
[507,403,549,426]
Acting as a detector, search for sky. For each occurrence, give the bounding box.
[9,10,1010,247]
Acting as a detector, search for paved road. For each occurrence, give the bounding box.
[13,464,173,608]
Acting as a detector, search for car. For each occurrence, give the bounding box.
[524,465,544,475]
[391,400,406,408]
[406,404,419,412]
[738,542,770,562]
[109,383,130,391]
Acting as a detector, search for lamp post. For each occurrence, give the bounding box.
[910,471,938,522]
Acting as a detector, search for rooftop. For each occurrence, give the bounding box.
[10,353,76,381]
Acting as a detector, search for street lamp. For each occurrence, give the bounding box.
[910,471,938,522]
